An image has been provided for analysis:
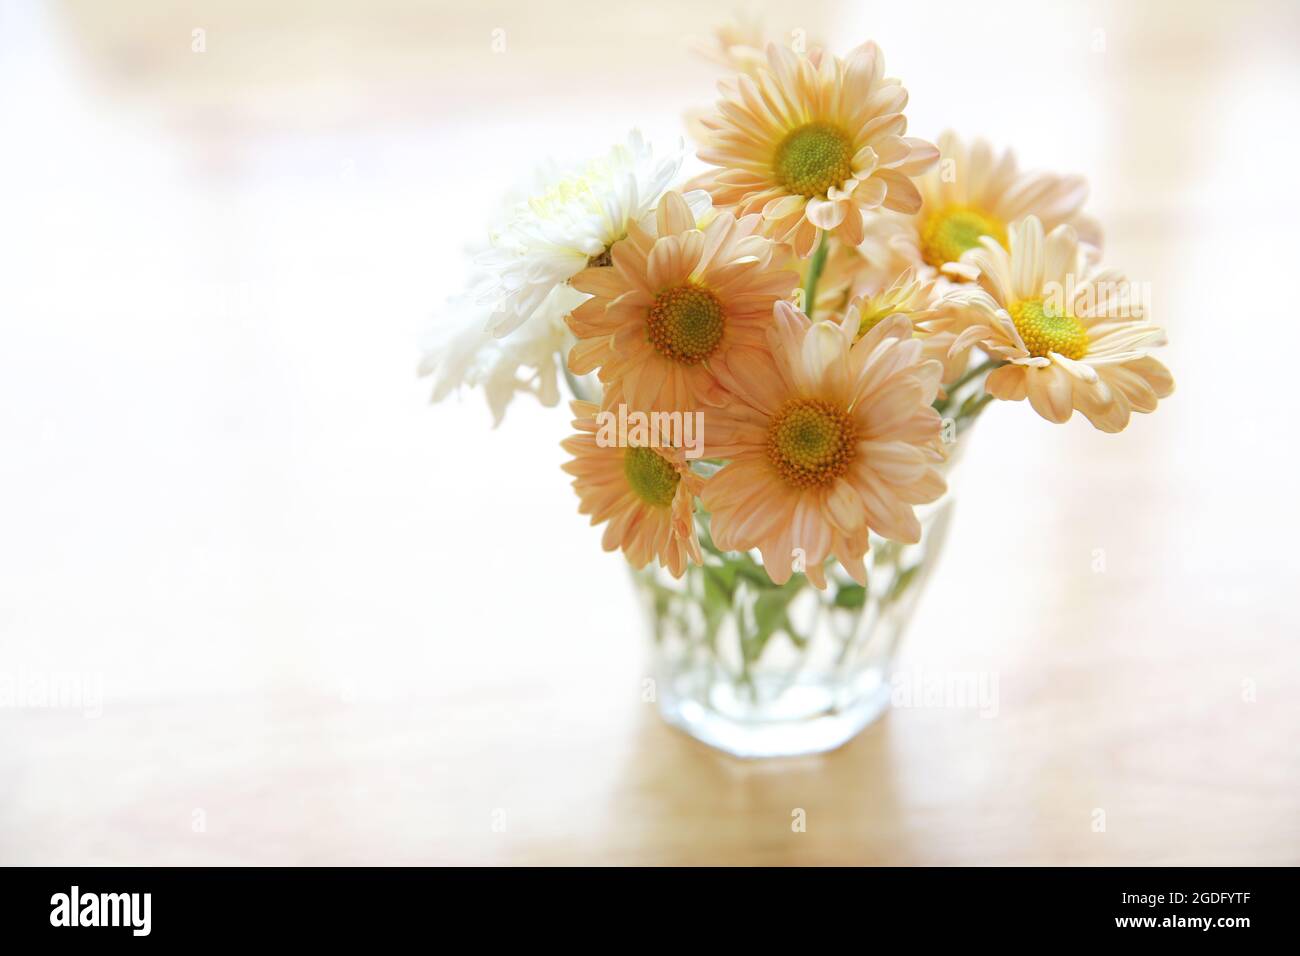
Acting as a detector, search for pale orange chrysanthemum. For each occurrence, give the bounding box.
[847,273,972,387]
[687,9,772,77]
[801,247,970,386]
[560,395,704,577]
[702,302,947,589]
[694,41,938,258]
[566,190,798,414]
[873,130,1103,281]
[684,16,826,145]
[938,217,1174,432]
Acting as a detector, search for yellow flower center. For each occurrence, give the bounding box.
[1010,298,1089,360]
[773,123,854,198]
[647,283,725,365]
[623,446,680,508]
[766,399,858,489]
[854,306,894,341]
[919,204,1007,267]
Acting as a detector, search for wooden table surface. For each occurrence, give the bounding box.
[1,0,1297,865]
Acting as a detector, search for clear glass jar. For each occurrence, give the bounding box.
[636,495,956,758]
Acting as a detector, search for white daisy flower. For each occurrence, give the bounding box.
[475,130,708,338]
[419,285,581,426]
[421,131,707,423]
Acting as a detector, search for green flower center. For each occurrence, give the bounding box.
[766,399,858,489]
[647,283,725,365]
[919,204,1007,267]
[623,446,681,508]
[1010,298,1089,360]
[773,123,854,198]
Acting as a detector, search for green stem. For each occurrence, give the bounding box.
[735,602,757,698]
[957,392,995,425]
[802,232,831,315]
[945,357,999,399]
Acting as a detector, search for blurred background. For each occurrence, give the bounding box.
[1,0,1297,864]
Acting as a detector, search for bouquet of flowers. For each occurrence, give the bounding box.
[422,22,1173,757]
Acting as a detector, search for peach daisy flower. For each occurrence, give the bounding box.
[843,269,937,338]
[566,190,798,414]
[847,272,972,387]
[702,302,947,588]
[897,131,1102,280]
[685,16,825,145]
[561,396,704,577]
[688,9,771,77]
[694,41,939,258]
[939,217,1174,432]
[802,248,970,386]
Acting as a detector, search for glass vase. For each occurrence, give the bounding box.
[635,493,956,758]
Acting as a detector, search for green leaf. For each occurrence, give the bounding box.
[833,584,867,609]
[703,563,737,604]
[753,588,793,635]
[746,579,805,658]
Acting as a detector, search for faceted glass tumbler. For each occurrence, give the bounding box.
[635,497,955,758]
